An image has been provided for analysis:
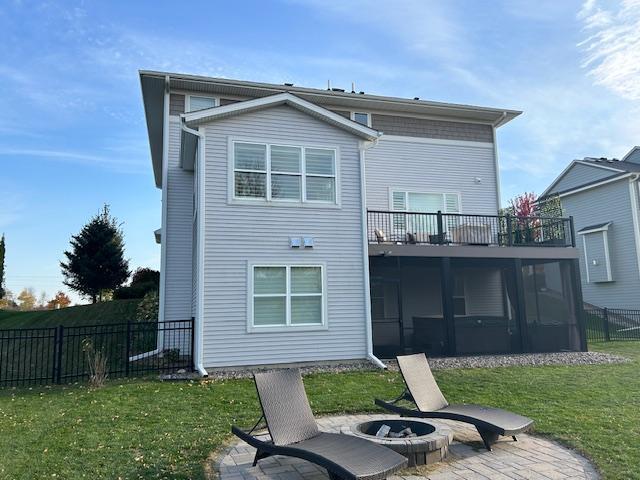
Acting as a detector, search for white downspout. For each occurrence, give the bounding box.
[359,135,386,369]
[628,174,640,280]
[492,112,507,212]
[182,121,208,377]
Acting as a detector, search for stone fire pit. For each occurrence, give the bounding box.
[340,418,452,467]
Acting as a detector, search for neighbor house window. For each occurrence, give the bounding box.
[252,265,324,328]
[233,142,337,203]
[187,96,217,112]
[351,112,371,127]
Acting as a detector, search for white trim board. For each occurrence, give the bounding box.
[628,179,640,279]
[183,92,381,141]
[541,161,627,199]
[556,173,632,198]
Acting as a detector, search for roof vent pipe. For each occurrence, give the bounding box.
[351,82,356,93]
[327,79,331,91]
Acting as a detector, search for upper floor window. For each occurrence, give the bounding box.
[351,112,371,127]
[391,191,460,214]
[187,95,217,112]
[233,141,337,204]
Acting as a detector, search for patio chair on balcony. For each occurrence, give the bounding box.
[232,369,408,480]
[375,353,534,451]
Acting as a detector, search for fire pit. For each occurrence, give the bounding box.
[340,418,452,467]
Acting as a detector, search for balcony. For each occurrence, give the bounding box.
[367,210,575,248]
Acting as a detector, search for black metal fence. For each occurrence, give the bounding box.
[584,307,640,342]
[0,320,193,387]
[367,210,575,247]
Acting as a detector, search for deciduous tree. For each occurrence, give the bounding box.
[61,205,130,303]
[17,288,36,311]
[47,291,72,310]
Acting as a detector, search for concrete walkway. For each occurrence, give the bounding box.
[218,414,599,480]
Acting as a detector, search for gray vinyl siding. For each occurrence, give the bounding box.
[562,180,640,309]
[200,105,368,367]
[625,149,640,164]
[583,232,610,283]
[365,137,498,215]
[371,115,492,142]
[163,117,194,321]
[169,94,185,116]
[547,163,618,195]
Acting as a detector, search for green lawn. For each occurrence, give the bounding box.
[0,299,141,329]
[0,342,638,479]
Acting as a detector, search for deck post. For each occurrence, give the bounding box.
[440,257,456,356]
[436,211,444,244]
[512,259,530,353]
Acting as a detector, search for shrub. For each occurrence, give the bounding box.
[136,291,159,322]
[163,348,180,363]
[114,268,159,300]
[82,338,108,388]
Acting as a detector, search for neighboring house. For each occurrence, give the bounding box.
[540,146,640,310]
[140,71,586,373]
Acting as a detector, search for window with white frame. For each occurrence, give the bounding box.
[351,112,371,127]
[251,265,324,327]
[391,190,461,235]
[187,95,217,112]
[233,142,336,203]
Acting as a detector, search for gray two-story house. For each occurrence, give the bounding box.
[140,71,586,374]
[540,146,640,311]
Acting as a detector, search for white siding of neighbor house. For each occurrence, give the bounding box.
[163,117,194,322]
[364,137,498,215]
[199,105,368,368]
[561,179,640,309]
[547,163,618,196]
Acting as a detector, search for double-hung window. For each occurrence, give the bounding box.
[251,265,325,329]
[233,141,337,204]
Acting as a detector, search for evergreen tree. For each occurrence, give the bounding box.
[0,234,5,299]
[61,205,130,303]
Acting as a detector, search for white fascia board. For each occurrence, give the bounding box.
[557,173,632,198]
[541,161,625,199]
[622,146,640,162]
[183,92,381,141]
[577,223,611,235]
[575,160,625,173]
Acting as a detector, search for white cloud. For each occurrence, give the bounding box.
[578,0,640,100]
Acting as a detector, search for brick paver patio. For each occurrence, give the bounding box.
[218,414,599,480]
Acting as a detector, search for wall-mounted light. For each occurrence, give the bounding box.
[474,177,482,184]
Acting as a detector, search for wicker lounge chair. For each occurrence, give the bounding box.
[375,353,534,451]
[232,369,408,480]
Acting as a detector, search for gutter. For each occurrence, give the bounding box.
[359,135,386,369]
[181,120,209,378]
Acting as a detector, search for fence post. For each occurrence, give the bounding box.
[603,308,611,341]
[506,215,513,246]
[125,321,131,376]
[54,325,64,384]
[190,318,195,371]
[436,210,444,244]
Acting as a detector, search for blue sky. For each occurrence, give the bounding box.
[1,0,638,304]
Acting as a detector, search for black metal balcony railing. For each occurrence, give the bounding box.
[367,210,575,247]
